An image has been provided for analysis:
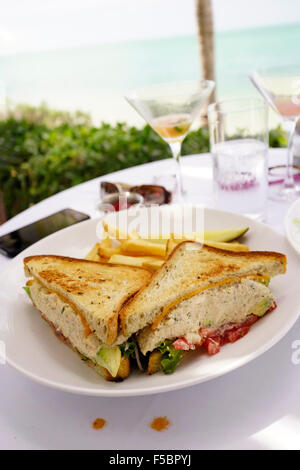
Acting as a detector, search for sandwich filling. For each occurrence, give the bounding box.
[27,280,131,377]
[137,278,276,372]
[25,276,278,377]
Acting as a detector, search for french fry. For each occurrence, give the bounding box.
[103,223,108,237]
[204,240,249,252]
[98,237,121,259]
[120,239,166,258]
[166,237,178,257]
[172,232,203,241]
[102,220,129,241]
[141,234,171,241]
[98,256,109,263]
[141,238,167,245]
[141,232,203,241]
[166,237,249,255]
[129,229,141,240]
[108,254,144,268]
[108,254,161,269]
[102,220,141,241]
[85,243,101,261]
[142,258,164,271]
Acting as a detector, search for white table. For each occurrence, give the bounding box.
[1,150,299,450]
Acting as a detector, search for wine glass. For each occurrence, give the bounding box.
[125,80,215,202]
[249,65,300,201]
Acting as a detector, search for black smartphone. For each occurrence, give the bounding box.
[0,208,90,257]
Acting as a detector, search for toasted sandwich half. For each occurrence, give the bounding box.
[23,255,151,381]
[120,242,287,374]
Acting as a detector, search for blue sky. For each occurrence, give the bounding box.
[0,0,300,55]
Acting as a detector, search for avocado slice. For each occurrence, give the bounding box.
[22,286,32,299]
[96,346,121,377]
[252,298,273,317]
[203,227,249,242]
[257,278,270,287]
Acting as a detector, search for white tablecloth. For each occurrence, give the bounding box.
[1,150,299,450]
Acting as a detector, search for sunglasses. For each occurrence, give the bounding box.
[100,182,172,205]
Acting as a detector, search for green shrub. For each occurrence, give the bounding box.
[269,125,287,148]
[0,104,286,219]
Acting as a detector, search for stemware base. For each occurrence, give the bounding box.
[269,183,300,202]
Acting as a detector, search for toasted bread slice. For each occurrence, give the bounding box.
[24,255,151,345]
[120,242,286,337]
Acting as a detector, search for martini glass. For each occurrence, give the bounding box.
[249,65,300,201]
[125,80,215,203]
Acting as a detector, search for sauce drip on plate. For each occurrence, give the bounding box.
[92,418,106,430]
[150,416,170,432]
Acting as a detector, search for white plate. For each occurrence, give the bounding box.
[1,208,299,397]
[285,198,300,254]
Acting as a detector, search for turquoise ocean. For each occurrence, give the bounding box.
[1,23,299,124]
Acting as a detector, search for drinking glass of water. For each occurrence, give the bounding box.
[208,98,269,221]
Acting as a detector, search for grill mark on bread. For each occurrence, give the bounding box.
[39,269,109,292]
[200,262,240,279]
